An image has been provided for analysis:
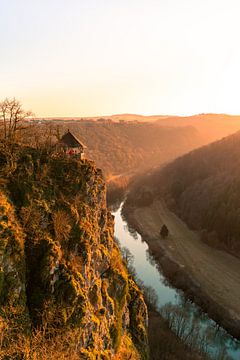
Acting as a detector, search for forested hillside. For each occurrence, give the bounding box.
[29,113,240,181]
[131,130,240,256]
[29,122,203,178]
[156,113,240,143]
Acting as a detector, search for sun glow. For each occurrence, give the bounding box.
[1,0,240,116]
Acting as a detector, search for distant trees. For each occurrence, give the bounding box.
[0,98,33,142]
[150,130,240,256]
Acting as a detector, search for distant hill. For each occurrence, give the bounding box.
[35,113,240,133]
[107,114,170,122]
[156,113,240,143]
[33,113,170,123]
[135,130,240,256]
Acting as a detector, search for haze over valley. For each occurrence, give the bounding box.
[2,107,240,358]
[2,0,240,359]
[30,113,240,179]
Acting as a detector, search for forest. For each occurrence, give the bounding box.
[29,121,203,179]
[135,130,240,256]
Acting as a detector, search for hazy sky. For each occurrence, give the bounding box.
[1,0,240,117]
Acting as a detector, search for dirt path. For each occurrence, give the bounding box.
[132,200,240,327]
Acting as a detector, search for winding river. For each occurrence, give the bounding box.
[112,202,240,360]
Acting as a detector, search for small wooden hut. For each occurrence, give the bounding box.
[58,130,86,159]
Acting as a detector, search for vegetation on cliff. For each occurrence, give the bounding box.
[0,143,148,359]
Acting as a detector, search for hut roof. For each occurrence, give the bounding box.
[60,130,86,149]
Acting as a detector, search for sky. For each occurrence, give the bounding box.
[1,0,240,117]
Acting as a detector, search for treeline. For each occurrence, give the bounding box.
[142,130,240,256]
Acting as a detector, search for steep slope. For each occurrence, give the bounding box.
[130,130,240,256]
[0,191,30,341]
[0,147,148,359]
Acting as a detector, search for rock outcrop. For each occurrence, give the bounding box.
[0,148,148,359]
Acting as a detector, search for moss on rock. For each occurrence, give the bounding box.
[0,147,149,359]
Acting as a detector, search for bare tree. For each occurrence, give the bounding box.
[121,246,134,266]
[143,285,158,310]
[0,98,33,142]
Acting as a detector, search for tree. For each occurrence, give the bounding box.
[160,224,169,238]
[121,246,136,277]
[142,285,158,310]
[0,98,33,142]
[121,246,134,266]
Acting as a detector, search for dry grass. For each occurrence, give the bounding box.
[0,327,84,360]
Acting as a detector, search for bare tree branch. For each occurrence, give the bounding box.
[0,98,34,143]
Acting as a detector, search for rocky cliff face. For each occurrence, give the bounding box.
[0,148,148,359]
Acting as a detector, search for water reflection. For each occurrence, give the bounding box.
[146,249,157,267]
[112,202,240,360]
[159,301,234,359]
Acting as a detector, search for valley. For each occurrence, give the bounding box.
[2,109,240,359]
[27,117,240,347]
[3,1,240,358]
[116,127,240,358]
[113,201,240,359]
[30,120,204,179]
[122,198,240,339]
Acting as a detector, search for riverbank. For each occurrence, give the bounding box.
[122,199,240,340]
[106,172,133,207]
[147,308,204,360]
[113,203,212,359]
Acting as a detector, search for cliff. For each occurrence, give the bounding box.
[0,147,148,359]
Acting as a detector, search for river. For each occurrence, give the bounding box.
[112,202,240,360]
